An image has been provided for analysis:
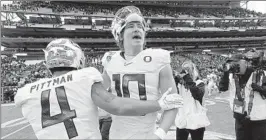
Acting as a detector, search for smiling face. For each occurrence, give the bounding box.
[122,21,145,52]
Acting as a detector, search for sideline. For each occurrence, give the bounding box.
[1,124,30,139]
[1,103,15,107]
[1,117,28,128]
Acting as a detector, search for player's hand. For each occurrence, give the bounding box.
[176,69,189,78]
[158,88,183,111]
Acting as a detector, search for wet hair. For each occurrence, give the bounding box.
[49,67,77,74]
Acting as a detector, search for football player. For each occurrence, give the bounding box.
[101,6,183,140]
[14,38,183,139]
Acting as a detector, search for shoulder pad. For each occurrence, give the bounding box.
[143,49,170,69]
[14,85,31,107]
[76,67,103,83]
[101,51,119,68]
[14,78,49,107]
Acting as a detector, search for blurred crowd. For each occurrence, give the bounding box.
[1,53,227,102]
[2,2,265,29]
[170,53,228,78]
[2,1,264,18]
[1,56,50,102]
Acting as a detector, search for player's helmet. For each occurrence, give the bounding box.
[44,38,85,69]
[111,6,148,43]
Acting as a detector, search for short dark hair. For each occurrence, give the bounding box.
[49,67,77,74]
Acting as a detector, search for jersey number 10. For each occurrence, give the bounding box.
[112,74,147,100]
[41,86,78,139]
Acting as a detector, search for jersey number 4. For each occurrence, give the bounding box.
[113,74,147,100]
[41,86,78,139]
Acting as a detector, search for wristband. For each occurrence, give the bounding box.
[154,127,167,140]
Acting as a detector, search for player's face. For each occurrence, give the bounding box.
[123,21,145,49]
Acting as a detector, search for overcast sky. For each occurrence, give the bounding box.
[242,1,266,14]
[1,1,266,14]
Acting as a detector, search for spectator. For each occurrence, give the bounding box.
[175,61,210,140]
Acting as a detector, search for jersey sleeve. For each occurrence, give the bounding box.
[152,49,171,70]
[101,51,117,68]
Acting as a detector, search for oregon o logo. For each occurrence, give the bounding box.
[144,56,152,62]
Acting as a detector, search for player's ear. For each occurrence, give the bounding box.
[118,32,124,51]
[143,31,147,49]
[118,34,123,42]
[118,30,124,41]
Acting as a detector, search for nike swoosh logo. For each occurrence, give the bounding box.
[124,62,133,66]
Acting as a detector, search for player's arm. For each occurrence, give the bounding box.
[183,74,205,103]
[101,51,112,90]
[155,64,179,139]
[99,58,161,116]
[91,82,171,116]
[101,70,111,90]
[251,72,266,98]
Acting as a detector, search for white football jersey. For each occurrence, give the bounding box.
[102,49,170,138]
[15,67,103,139]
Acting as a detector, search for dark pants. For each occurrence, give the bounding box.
[235,118,266,140]
[176,127,205,140]
[99,117,112,140]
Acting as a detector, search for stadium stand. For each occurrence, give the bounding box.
[3,1,265,18]
[2,1,266,29]
[1,1,265,103]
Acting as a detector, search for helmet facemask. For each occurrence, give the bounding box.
[44,38,85,71]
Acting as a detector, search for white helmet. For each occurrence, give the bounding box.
[111,6,148,43]
[44,38,85,69]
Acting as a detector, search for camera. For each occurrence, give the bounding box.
[218,54,248,75]
[219,49,266,75]
[245,49,266,71]
[222,60,248,74]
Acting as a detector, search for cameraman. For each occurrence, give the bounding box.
[218,50,266,140]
